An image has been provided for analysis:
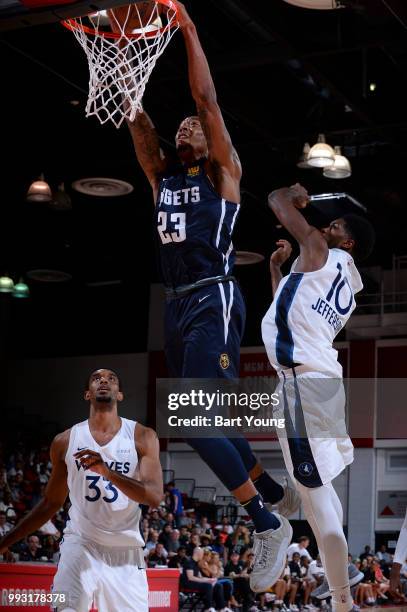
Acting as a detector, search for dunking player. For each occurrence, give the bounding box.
[120,0,297,589]
[262,184,375,606]
[0,369,163,612]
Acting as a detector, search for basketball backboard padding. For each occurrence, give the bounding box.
[0,0,150,30]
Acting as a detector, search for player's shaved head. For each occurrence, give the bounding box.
[86,369,122,391]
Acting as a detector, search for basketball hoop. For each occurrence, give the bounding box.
[62,0,179,128]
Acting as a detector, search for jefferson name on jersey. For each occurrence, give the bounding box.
[262,249,363,377]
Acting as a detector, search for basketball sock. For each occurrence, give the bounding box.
[241,494,281,532]
[228,436,258,472]
[296,481,353,612]
[253,470,284,504]
[187,437,251,491]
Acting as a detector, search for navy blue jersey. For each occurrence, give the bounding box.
[155,159,240,288]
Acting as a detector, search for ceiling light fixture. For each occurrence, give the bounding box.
[323,146,352,179]
[0,275,15,293]
[308,134,335,168]
[12,278,30,299]
[26,173,52,203]
[297,142,312,169]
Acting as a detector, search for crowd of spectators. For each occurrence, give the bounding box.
[0,440,406,611]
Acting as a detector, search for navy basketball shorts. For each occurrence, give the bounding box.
[164,280,246,378]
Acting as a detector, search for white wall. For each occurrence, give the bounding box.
[7,353,149,429]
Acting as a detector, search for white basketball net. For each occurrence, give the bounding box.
[64,1,178,128]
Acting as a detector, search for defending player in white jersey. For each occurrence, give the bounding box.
[261,184,375,612]
[0,368,163,612]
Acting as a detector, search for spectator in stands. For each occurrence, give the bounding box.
[166,511,176,528]
[199,516,214,539]
[360,545,373,562]
[148,542,168,567]
[166,481,184,528]
[150,509,165,531]
[186,533,201,556]
[181,546,231,612]
[354,581,376,606]
[145,529,160,553]
[179,525,190,546]
[287,536,313,562]
[198,547,214,577]
[168,545,188,569]
[0,511,13,537]
[308,555,325,587]
[287,551,303,611]
[19,534,44,562]
[167,529,181,556]
[216,516,233,535]
[372,558,391,600]
[300,555,314,608]
[376,543,392,565]
[211,534,225,558]
[41,534,59,562]
[201,535,213,550]
[228,523,251,555]
[224,550,254,610]
[141,517,149,542]
[0,488,17,521]
[29,483,46,509]
[37,463,49,485]
[159,522,173,549]
[178,510,191,528]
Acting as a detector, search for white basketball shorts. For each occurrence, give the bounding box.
[52,534,148,612]
[275,370,354,487]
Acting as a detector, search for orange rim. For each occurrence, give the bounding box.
[61,0,178,40]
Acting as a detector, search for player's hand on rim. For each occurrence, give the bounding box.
[74,449,108,477]
[175,1,194,29]
[271,239,292,267]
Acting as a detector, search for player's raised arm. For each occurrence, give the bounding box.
[268,184,327,272]
[177,2,241,182]
[270,240,292,296]
[0,432,69,555]
[106,9,167,200]
[126,110,167,200]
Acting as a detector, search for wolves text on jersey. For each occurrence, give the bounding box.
[75,459,130,474]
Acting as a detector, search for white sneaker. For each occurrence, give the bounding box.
[272,477,301,517]
[249,513,293,593]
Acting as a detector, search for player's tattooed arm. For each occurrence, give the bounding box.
[126,110,167,201]
[178,2,240,180]
[0,432,69,555]
[268,184,328,273]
